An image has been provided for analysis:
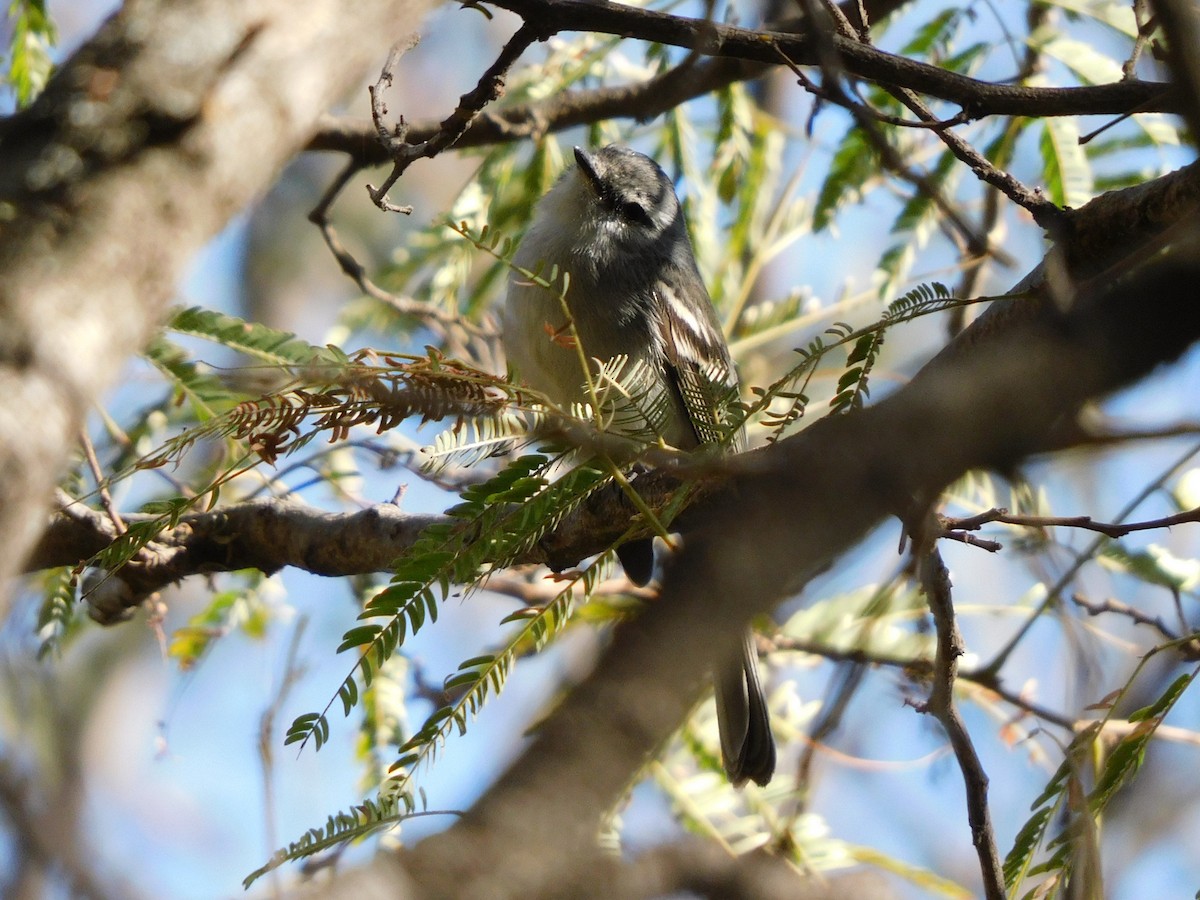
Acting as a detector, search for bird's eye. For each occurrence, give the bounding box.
[617,200,652,226]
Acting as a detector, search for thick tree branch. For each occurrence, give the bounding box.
[480,0,1175,117]
[308,0,1175,165]
[28,475,681,620]
[31,497,440,593]
[23,161,1200,620]
[312,1,1180,165]
[398,227,1200,896]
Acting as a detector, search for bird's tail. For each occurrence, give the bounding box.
[714,630,776,787]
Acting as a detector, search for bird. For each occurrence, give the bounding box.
[501,144,775,787]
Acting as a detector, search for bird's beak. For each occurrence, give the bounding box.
[573,146,603,195]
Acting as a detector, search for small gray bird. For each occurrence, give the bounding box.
[502,144,775,787]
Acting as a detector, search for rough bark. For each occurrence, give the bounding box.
[0,0,438,619]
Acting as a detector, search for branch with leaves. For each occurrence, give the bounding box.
[397,225,1200,899]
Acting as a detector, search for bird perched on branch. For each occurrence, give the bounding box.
[502,144,775,787]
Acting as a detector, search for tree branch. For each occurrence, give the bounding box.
[0,0,440,623]
[916,545,1004,899]
[26,476,679,619]
[22,161,1200,622]
[308,0,1177,165]
[394,192,1200,894]
[488,0,1181,118]
[944,504,1200,540]
[365,22,545,212]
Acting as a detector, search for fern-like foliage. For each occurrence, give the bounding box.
[882,281,956,322]
[243,791,440,888]
[828,331,882,415]
[384,563,609,795]
[35,566,78,659]
[259,457,624,879]
[1003,662,1197,896]
[75,309,519,589]
[143,308,509,470]
[814,128,877,233]
[583,353,678,447]
[754,320,851,439]
[752,283,966,440]
[283,453,610,752]
[420,412,530,473]
[143,333,236,422]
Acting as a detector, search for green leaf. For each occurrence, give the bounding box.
[337,624,383,654]
[1091,671,1196,808]
[168,306,338,367]
[142,334,235,418]
[5,0,57,107]
[814,128,875,232]
[285,713,324,747]
[1128,672,1192,722]
[442,671,481,690]
[457,654,496,669]
[900,7,962,56]
[35,566,78,659]
[1039,116,1092,208]
[337,678,358,717]
[1003,807,1054,887]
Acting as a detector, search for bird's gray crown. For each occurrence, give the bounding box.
[572,145,682,237]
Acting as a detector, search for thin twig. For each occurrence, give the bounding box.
[951,99,1029,332]
[860,41,1062,229]
[80,429,125,534]
[1069,592,1200,654]
[943,504,1200,540]
[306,160,497,348]
[258,617,310,900]
[366,23,545,212]
[916,545,1005,900]
[981,440,1200,677]
[307,35,505,363]
[1123,1,1156,80]
[938,529,1003,552]
[770,631,1200,737]
[788,660,866,808]
[782,2,1022,261]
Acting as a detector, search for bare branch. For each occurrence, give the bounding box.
[944,504,1200,540]
[488,0,1180,115]
[366,23,545,212]
[1070,593,1200,655]
[306,157,499,349]
[915,545,1004,899]
[26,474,679,619]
